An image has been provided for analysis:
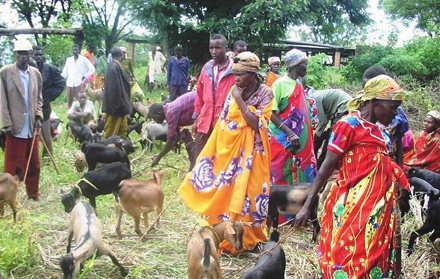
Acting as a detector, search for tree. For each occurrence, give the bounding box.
[129,0,370,64]
[4,0,77,44]
[383,0,440,35]
[79,0,138,54]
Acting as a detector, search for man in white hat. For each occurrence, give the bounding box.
[0,39,43,201]
[148,45,166,93]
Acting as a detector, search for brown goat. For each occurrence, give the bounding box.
[114,171,166,240]
[0,168,21,222]
[134,100,153,119]
[186,220,248,279]
[60,201,127,279]
[87,87,103,112]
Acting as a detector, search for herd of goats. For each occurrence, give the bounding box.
[1,87,440,278]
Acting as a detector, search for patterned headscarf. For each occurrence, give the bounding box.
[233,51,260,74]
[427,110,440,123]
[268,56,281,66]
[347,75,404,112]
[284,49,308,68]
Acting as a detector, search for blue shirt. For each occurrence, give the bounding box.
[16,67,33,138]
[167,56,190,86]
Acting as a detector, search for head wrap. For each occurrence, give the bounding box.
[347,75,404,112]
[233,51,260,74]
[120,46,127,52]
[284,49,307,68]
[268,56,281,66]
[427,110,440,123]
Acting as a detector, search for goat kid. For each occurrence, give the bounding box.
[81,141,130,171]
[0,167,22,222]
[267,183,320,242]
[61,162,132,214]
[59,201,127,278]
[65,121,93,144]
[140,121,168,150]
[114,170,166,240]
[240,231,286,279]
[187,220,247,279]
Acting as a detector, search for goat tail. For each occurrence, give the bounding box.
[202,238,211,269]
[113,183,123,203]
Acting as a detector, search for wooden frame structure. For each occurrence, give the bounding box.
[0,27,85,47]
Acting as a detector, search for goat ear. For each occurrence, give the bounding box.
[227,225,236,235]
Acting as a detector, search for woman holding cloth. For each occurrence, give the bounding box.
[295,75,410,279]
[270,49,317,185]
[178,52,274,253]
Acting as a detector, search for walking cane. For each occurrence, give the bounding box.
[395,136,404,279]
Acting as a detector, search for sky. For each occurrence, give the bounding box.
[0,0,426,47]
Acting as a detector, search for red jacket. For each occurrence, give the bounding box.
[193,59,235,134]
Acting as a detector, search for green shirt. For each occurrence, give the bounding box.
[272,75,297,112]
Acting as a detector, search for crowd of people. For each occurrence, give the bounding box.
[1,35,440,279]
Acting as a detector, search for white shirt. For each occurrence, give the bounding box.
[61,55,95,87]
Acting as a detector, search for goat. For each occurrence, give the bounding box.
[86,87,103,112]
[61,162,132,214]
[408,167,440,190]
[0,167,22,222]
[187,220,247,279]
[65,121,92,144]
[140,121,168,150]
[127,121,145,136]
[81,141,130,171]
[407,192,440,256]
[409,177,440,196]
[134,101,153,119]
[240,231,286,279]
[97,136,136,155]
[59,201,127,278]
[114,171,165,240]
[267,183,320,242]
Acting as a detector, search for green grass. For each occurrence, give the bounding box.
[0,89,439,278]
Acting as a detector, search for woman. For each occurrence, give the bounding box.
[266,56,281,88]
[404,110,440,173]
[295,75,410,279]
[178,52,274,253]
[270,49,317,185]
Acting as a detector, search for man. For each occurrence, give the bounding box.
[226,40,247,58]
[192,34,235,159]
[61,44,95,108]
[0,39,43,200]
[120,46,136,85]
[32,45,66,160]
[148,46,166,93]
[93,49,106,89]
[312,89,352,168]
[102,47,132,138]
[149,91,197,169]
[67,90,95,125]
[167,45,190,101]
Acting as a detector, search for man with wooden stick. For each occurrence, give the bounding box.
[0,39,43,201]
[102,47,132,138]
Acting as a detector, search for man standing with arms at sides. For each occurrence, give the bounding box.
[167,45,190,101]
[192,34,235,159]
[0,39,43,201]
[148,46,166,93]
[102,47,132,138]
[61,44,95,108]
[32,45,66,161]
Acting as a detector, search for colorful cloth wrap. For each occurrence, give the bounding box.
[347,75,404,112]
[178,85,274,253]
[284,49,308,68]
[404,128,440,173]
[318,111,410,279]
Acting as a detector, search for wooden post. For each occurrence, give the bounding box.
[0,28,84,48]
[335,51,341,68]
[129,42,135,61]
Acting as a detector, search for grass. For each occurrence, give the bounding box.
[1,88,440,279]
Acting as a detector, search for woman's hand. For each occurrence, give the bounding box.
[232,86,244,100]
[288,133,301,151]
[294,205,311,229]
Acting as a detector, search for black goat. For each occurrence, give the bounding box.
[408,168,440,190]
[127,121,144,136]
[61,162,132,214]
[408,192,440,256]
[81,141,130,171]
[65,121,92,144]
[240,231,286,279]
[268,184,320,242]
[97,136,136,155]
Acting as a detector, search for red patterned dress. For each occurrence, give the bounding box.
[318,111,409,279]
[404,129,440,174]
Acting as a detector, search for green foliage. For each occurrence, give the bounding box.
[383,0,440,33]
[341,37,440,83]
[78,251,97,279]
[189,64,202,78]
[306,53,328,89]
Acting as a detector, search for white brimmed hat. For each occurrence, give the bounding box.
[13,39,32,52]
